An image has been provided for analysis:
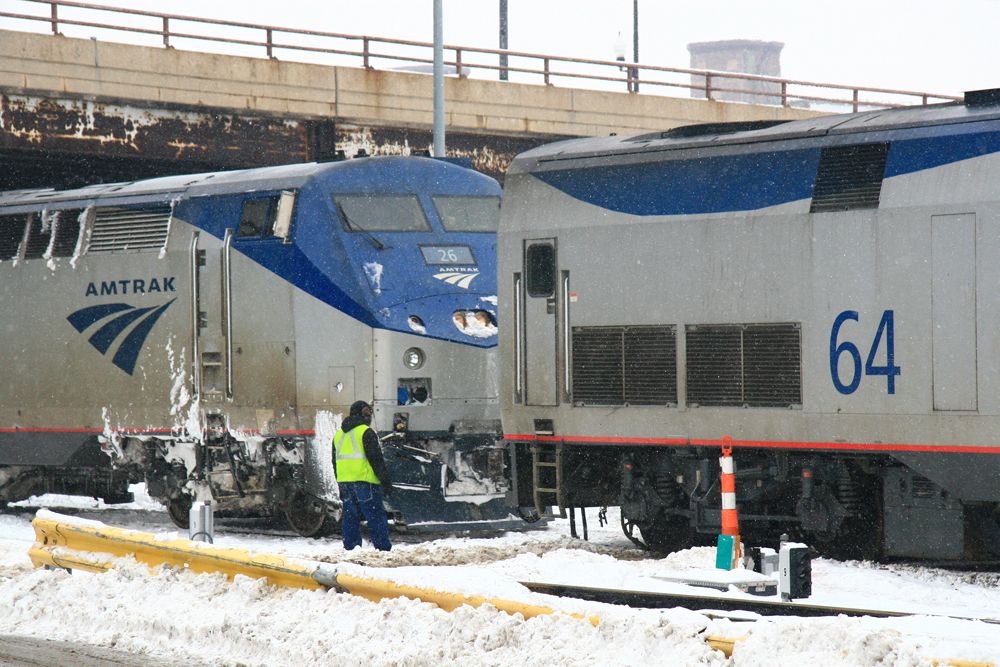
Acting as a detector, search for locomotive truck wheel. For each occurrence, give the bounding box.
[813,472,884,561]
[621,515,648,550]
[816,507,883,561]
[167,495,193,530]
[283,495,338,538]
[637,511,695,554]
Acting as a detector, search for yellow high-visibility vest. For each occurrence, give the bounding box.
[334,424,381,484]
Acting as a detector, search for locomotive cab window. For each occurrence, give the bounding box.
[333,194,431,232]
[431,195,500,232]
[237,197,279,239]
[525,243,555,297]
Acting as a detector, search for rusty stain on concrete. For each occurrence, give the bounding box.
[334,124,566,183]
[0,94,307,167]
[0,93,571,189]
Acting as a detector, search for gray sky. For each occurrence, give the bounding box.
[4,0,998,96]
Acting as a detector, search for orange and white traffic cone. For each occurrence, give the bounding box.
[716,435,741,570]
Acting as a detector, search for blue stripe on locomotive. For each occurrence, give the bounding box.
[174,157,500,348]
[531,120,1000,216]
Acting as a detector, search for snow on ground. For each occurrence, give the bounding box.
[1,487,999,666]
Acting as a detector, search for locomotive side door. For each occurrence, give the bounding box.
[225,195,297,432]
[521,239,559,406]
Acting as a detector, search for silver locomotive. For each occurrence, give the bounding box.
[500,91,1000,560]
[0,156,510,535]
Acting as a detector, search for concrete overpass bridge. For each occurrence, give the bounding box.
[0,2,956,188]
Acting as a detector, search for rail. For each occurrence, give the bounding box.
[0,0,960,112]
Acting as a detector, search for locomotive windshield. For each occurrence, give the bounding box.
[431,195,500,232]
[332,194,431,232]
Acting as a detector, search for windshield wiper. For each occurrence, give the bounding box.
[339,206,390,250]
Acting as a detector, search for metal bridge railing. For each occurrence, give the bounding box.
[0,0,961,112]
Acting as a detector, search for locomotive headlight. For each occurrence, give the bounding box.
[403,347,425,370]
[453,309,498,337]
[407,315,427,334]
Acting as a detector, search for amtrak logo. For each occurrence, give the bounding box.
[433,270,479,289]
[67,300,176,375]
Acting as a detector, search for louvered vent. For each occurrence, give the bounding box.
[88,206,172,253]
[686,326,742,407]
[50,209,85,257]
[23,213,50,259]
[911,475,939,499]
[810,143,889,213]
[624,327,678,405]
[0,214,28,260]
[743,325,802,406]
[572,325,677,406]
[687,323,801,408]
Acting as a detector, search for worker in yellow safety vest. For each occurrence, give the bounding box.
[333,400,393,551]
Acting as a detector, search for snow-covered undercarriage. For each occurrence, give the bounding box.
[112,432,343,537]
[106,427,514,537]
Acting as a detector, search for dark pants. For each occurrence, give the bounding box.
[339,481,391,551]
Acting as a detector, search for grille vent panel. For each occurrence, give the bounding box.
[0,214,28,261]
[743,325,802,406]
[687,323,801,408]
[911,476,939,499]
[51,209,85,257]
[810,143,889,213]
[88,206,172,253]
[23,213,50,259]
[572,325,677,406]
[686,327,743,407]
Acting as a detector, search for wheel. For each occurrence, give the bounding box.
[621,514,648,549]
[968,504,1000,557]
[283,494,338,538]
[815,508,882,561]
[634,511,695,554]
[811,468,884,561]
[167,495,192,529]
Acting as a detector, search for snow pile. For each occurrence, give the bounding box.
[0,556,720,667]
[1,501,999,666]
[12,483,165,513]
[731,617,915,666]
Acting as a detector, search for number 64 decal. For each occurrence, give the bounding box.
[830,310,901,395]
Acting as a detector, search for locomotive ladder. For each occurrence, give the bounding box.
[531,441,567,519]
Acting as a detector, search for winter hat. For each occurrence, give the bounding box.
[349,400,372,417]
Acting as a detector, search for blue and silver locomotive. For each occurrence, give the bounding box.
[0,155,509,535]
[499,90,1000,560]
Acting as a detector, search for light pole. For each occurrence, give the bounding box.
[433,0,445,157]
[632,0,639,93]
[499,0,508,81]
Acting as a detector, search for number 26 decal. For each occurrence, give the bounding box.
[830,310,901,395]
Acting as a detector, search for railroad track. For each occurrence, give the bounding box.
[521,581,1000,623]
